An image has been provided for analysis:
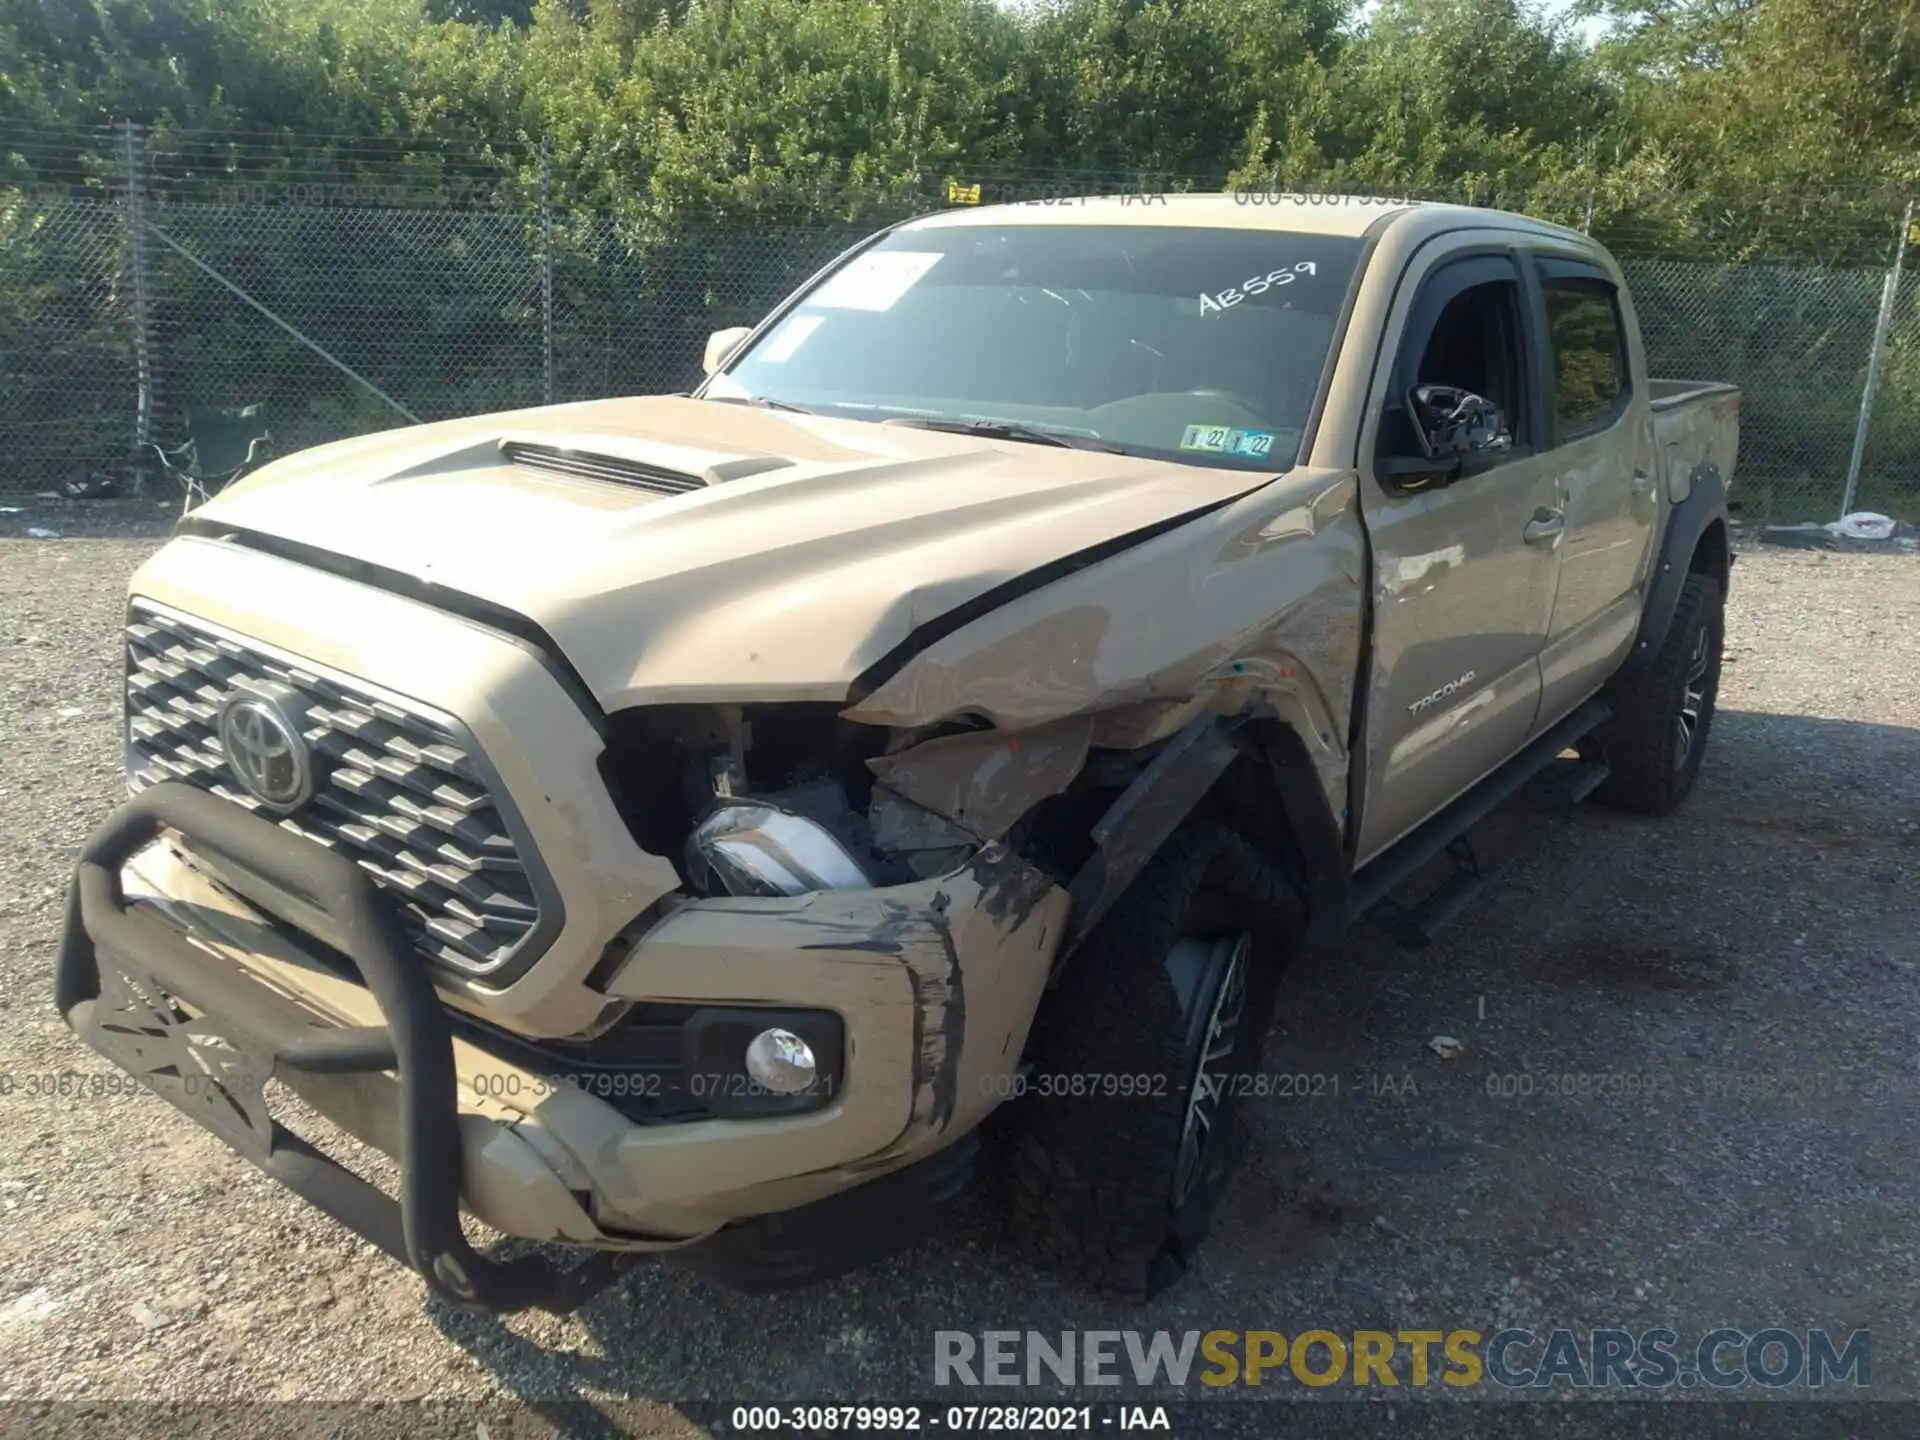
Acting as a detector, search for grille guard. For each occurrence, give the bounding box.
[55,781,629,1316]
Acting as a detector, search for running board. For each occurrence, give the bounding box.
[1372,836,1483,948]
[1350,697,1613,939]
[1562,756,1612,804]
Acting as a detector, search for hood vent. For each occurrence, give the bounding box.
[502,440,707,496]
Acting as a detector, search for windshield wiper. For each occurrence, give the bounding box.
[704,394,818,414]
[882,415,1126,453]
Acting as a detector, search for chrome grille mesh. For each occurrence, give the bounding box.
[123,602,546,974]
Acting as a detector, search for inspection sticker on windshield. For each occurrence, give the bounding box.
[1181,425,1277,459]
[809,251,944,311]
[1200,261,1318,315]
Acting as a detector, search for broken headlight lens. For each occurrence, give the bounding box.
[685,803,872,898]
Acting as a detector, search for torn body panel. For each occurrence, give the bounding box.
[866,716,1093,842]
[1061,715,1243,950]
[842,468,1368,830]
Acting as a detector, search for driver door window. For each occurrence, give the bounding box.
[1415,280,1527,450]
[1376,263,1531,467]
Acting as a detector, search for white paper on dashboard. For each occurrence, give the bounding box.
[807,251,943,311]
[758,313,826,362]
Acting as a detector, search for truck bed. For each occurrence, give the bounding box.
[1648,377,1740,412]
[1649,378,1741,503]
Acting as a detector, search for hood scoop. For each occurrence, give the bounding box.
[498,431,797,497]
[502,440,707,495]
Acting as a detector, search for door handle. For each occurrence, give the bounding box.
[1631,468,1657,497]
[1524,508,1566,547]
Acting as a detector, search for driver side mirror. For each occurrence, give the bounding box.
[1379,385,1512,495]
[703,326,754,376]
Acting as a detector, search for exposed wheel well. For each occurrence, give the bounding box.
[1041,716,1350,962]
[1207,745,1310,889]
[1206,720,1349,940]
[1690,518,1730,586]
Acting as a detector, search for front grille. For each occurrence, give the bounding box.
[123,601,552,976]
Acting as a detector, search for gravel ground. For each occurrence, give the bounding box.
[1,508,1917,1427]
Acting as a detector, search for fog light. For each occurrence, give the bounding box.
[745,1027,818,1094]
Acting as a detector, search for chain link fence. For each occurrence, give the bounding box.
[4,127,1918,522]
[144,202,546,445]
[0,195,137,498]
[548,214,880,405]
[1620,258,1894,519]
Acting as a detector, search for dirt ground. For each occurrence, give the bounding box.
[1,502,1916,1429]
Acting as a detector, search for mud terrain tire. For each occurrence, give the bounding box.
[1003,821,1301,1299]
[1598,571,1725,815]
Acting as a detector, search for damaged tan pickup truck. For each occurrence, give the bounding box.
[58,195,1739,1311]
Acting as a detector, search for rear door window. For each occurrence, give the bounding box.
[1543,277,1629,436]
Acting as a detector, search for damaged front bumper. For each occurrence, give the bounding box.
[56,782,1066,1313]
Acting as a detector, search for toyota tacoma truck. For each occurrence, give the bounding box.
[56,194,1739,1311]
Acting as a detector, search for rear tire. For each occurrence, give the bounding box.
[1002,821,1301,1300]
[1597,571,1724,815]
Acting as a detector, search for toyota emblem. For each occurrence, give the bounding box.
[216,690,315,812]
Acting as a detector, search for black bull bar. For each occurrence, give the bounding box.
[54,781,630,1314]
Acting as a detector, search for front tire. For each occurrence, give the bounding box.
[1598,570,1724,814]
[1003,821,1301,1299]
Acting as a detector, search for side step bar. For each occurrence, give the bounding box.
[1350,697,1613,940]
[1562,755,1612,805]
[1372,836,1483,949]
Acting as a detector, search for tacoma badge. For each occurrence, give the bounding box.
[1408,671,1477,716]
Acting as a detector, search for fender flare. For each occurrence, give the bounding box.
[1060,716,1351,955]
[1615,461,1731,683]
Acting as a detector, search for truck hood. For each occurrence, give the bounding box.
[189,396,1277,711]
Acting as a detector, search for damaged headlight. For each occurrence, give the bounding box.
[685,803,873,898]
